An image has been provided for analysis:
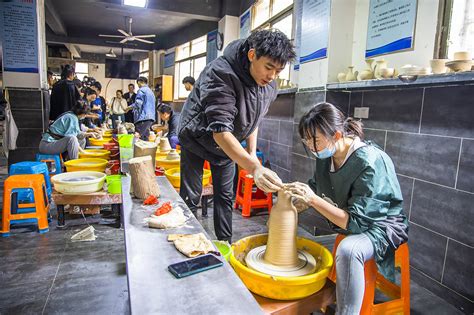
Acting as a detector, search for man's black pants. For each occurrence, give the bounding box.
[135,120,154,141]
[179,148,235,242]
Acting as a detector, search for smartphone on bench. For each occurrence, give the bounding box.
[168,254,224,279]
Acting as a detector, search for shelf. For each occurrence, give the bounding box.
[326,72,474,91]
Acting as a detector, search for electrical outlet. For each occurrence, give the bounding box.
[354,107,369,119]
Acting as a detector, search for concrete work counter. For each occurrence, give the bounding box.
[122,176,263,315]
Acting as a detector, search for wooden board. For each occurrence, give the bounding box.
[52,190,122,205]
[253,281,336,315]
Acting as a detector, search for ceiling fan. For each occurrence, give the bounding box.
[99,16,155,44]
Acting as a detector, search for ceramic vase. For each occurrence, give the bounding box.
[359,59,375,80]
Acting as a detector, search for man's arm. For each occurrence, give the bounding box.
[213,131,260,173]
[246,127,258,157]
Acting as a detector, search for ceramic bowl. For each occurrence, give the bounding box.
[454,51,471,61]
[445,60,473,72]
[430,59,449,74]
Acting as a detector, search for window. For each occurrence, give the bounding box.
[139,58,149,81]
[437,0,474,59]
[446,0,473,58]
[174,36,207,99]
[75,62,88,81]
[251,0,294,86]
[272,0,293,17]
[252,0,293,29]
[272,13,293,82]
[191,36,207,56]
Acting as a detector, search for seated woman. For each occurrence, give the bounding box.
[286,102,408,315]
[39,100,99,160]
[153,104,180,148]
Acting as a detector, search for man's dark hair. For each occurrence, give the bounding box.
[246,29,296,66]
[92,81,102,91]
[116,89,123,95]
[84,87,97,96]
[61,64,75,79]
[128,83,135,88]
[182,76,195,85]
[157,104,172,114]
[137,76,148,84]
[72,100,89,116]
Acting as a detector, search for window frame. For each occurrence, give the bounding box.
[251,0,293,30]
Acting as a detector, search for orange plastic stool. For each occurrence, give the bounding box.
[329,234,410,315]
[1,174,50,236]
[234,169,273,217]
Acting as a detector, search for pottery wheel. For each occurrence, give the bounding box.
[245,245,317,277]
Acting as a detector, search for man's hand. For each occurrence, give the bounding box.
[125,106,133,113]
[284,182,318,204]
[253,165,283,193]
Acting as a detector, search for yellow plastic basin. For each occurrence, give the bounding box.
[64,158,108,173]
[89,138,112,146]
[156,157,180,170]
[156,149,180,159]
[230,234,333,300]
[165,167,211,188]
[79,149,111,160]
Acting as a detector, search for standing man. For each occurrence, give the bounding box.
[127,76,155,140]
[123,83,136,123]
[178,29,295,242]
[182,76,195,91]
[49,65,80,121]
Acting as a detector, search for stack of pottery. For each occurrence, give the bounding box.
[359,59,375,80]
[401,65,431,76]
[445,51,473,72]
[337,66,358,82]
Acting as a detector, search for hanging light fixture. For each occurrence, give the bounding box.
[106,48,117,58]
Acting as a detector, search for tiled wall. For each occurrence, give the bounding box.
[257,93,295,183]
[324,84,474,313]
[7,89,48,165]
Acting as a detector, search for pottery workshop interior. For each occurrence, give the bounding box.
[0,0,473,314]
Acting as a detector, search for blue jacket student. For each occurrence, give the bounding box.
[130,77,156,140]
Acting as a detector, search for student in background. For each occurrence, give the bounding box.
[126,77,156,140]
[123,83,136,123]
[182,76,195,91]
[109,90,128,129]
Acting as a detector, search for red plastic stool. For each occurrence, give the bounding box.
[328,234,410,314]
[1,174,50,236]
[234,169,273,217]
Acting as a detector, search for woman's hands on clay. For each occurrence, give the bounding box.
[285,182,318,204]
[252,165,283,193]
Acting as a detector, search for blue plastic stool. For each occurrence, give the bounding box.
[256,151,265,165]
[9,162,52,206]
[35,153,62,175]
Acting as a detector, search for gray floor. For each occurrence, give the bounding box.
[0,196,464,314]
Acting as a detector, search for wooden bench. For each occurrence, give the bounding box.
[51,190,122,228]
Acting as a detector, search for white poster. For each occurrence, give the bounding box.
[299,0,330,64]
[239,8,251,39]
[0,0,39,73]
[366,0,417,57]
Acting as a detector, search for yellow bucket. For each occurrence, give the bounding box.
[79,149,111,160]
[156,157,180,170]
[230,234,333,300]
[89,138,112,146]
[165,167,211,188]
[64,158,108,172]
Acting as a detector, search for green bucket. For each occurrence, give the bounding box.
[118,134,134,148]
[106,175,122,194]
[212,240,232,261]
